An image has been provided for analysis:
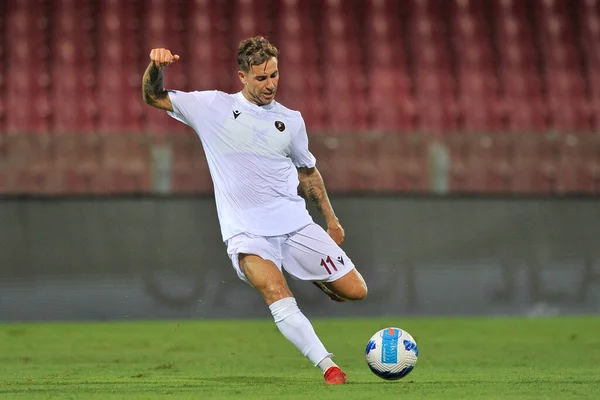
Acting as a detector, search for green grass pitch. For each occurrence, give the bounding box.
[1,316,599,399]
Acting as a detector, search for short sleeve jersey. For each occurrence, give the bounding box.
[167,90,316,241]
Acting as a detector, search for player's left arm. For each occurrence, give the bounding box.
[297,166,345,245]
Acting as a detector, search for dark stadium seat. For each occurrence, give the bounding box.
[320,1,367,132]
[0,2,4,134]
[580,1,600,68]
[141,0,188,134]
[275,0,322,120]
[2,0,600,195]
[50,0,97,133]
[367,69,414,132]
[499,42,537,73]
[499,69,549,132]
[5,70,50,134]
[5,0,50,134]
[323,80,368,131]
[186,0,233,93]
[96,1,143,134]
[546,72,592,132]
[230,0,274,44]
[413,71,458,133]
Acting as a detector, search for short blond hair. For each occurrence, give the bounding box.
[237,36,279,72]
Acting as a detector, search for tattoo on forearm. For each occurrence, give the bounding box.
[299,167,337,223]
[306,181,323,212]
[142,63,164,104]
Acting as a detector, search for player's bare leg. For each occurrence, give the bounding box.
[239,254,346,384]
[318,269,368,302]
[239,254,293,304]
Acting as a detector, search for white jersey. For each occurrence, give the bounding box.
[167,90,316,241]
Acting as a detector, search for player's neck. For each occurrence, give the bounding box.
[241,89,272,108]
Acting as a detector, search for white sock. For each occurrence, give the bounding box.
[317,357,338,374]
[269,297,333,367]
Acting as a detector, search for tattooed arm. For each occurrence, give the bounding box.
[297,166,345,245]
[142,48,180,111]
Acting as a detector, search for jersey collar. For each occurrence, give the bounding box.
[236,92,276,111]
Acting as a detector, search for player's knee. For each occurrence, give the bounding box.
[259,283,294,304]
[346,270,368,301]
[345,282,368,301]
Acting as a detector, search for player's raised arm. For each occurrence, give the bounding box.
[142,48,180,111]
[297,166,345,245]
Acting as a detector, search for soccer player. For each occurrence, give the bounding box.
[142,36,367,385]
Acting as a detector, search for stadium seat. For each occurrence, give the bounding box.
[1,0,599,196]
[456,70,502,132]
[96,1,143,134]
[141,0,188,135]
[4,0,50,134]
[50,0,97,134]
[413,71,458,133]
[320,0,366,132]
[545,71,591,132]
[230,0,273,43]
[367,69,414,132]
[186,0,232,93]
[499,42,537,72]
[580,4,600,67]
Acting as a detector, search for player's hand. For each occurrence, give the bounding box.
[149,48,180,68]
[327,221,345,245]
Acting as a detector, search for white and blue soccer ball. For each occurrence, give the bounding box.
[365,327,419,380]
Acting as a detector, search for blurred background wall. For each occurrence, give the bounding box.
[0,0,599,321]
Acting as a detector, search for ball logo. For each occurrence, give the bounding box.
[365,340,376,355]
[274,121,285,132]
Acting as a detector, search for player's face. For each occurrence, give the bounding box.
[239,57,279,106]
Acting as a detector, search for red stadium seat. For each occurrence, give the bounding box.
[186,0,232,93]
[50,0,97,134]
[230,0,273,43]
[413,70,458,133]
[4,0,50,134]
[499,42,537,72]
[141,0,188,135]
[580,3,600,67]
[367,69,414,132]
[323,92,368,132]
[96,1,142,134]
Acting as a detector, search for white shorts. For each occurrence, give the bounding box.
[225,223,355,285]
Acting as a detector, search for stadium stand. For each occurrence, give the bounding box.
[0,0,598,195]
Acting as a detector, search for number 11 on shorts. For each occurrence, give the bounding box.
[320,256,338,275]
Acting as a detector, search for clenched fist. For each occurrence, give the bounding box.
[149,48,180,68]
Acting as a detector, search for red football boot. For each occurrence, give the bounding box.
[324,366,347,385]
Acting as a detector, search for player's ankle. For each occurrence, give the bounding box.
[317,357,337,374]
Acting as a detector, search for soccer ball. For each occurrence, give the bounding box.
[365,327,418,380]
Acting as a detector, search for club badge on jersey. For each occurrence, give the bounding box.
[275,121,285,132]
